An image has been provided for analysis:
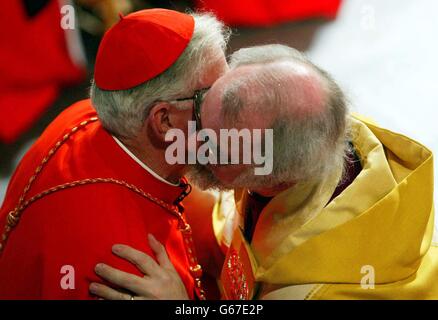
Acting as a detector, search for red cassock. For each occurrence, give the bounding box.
[0,0,86,143]
[0,99,199,299]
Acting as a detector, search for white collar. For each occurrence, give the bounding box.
[111,135,179,187]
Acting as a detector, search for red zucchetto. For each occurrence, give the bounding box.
[94,9,195,90]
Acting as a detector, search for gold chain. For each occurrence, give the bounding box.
[0,116,205,299]
[1,117,99,249]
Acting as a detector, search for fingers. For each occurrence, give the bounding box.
[94,263,146,294]
[112,244,159,276]
[89,282,133,300]
[147,234,174,271]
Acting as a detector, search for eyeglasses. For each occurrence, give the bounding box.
[174,87,210,130]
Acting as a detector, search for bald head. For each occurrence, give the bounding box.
[201,44,349,186]
[202,60,326,133]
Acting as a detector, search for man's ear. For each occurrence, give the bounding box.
[147,102,172,142]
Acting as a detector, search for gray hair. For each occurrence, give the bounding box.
[223,44,349,184]
[90,12,230,138]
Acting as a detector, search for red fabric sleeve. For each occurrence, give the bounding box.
[0,0,85,143]
[0,184,179,299]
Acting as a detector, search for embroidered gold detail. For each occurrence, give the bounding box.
[225,248,249,300]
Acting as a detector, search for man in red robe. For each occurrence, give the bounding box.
[0,8,229,299]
